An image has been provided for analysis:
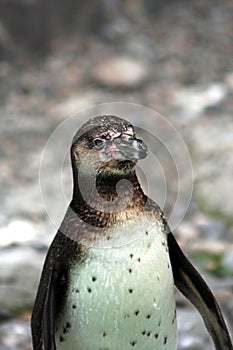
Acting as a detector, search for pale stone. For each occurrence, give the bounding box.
[92,56,149,88]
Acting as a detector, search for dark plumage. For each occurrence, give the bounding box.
[31,115,232,350]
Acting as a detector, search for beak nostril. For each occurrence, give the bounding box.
[137,139,148,153]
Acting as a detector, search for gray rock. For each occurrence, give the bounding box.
[177,308,211,350]
[0,319,31,350]
[0,246,45,319]
[173,83,227,120]
[194,215,227,240]
[191,116,233,221]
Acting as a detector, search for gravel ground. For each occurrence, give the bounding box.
[0,1,233,349]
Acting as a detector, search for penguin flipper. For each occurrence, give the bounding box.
[43,267,56,350]
[31,237,59,350]
[168,232,233,350]
[31,260,56,350]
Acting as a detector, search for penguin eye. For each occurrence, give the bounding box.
[93,137,105,149]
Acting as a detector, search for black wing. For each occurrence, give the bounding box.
[31,228,83,350]
[168,232,233,350]
[42,265,56,350]
[31,231,72,350]
[31,236,58,350]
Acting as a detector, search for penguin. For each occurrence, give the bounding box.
[31,115,232,350]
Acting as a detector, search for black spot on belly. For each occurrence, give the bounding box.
[134,310,139,316]
[72,304,76,309]
[147,331,151,337]
[164,336,167,345]
[154,333,159,339]
[129,254,133,259]
[128,288,133,294]
[62,321,71,336]
[142,330,146,336]
[102,332,107,337]
[146,314,151,319]
[87,287,92,293]
[92,276,97,282]
[172,308,176,324]
[130,340,137,346]
[59,335,64,343]
[128,268,132,273]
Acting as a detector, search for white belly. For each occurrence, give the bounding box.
[55,221,177,350]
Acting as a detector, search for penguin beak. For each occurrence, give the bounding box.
[106,137,148,161]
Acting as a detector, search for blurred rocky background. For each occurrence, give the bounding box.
[0,0,233,349]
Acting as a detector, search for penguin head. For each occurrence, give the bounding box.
[71,115,148,176]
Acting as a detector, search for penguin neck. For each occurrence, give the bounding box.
[71,166,147,228]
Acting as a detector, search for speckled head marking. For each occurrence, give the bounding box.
[72,115,135,144]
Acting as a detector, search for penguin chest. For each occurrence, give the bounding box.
[55,225,177,350]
